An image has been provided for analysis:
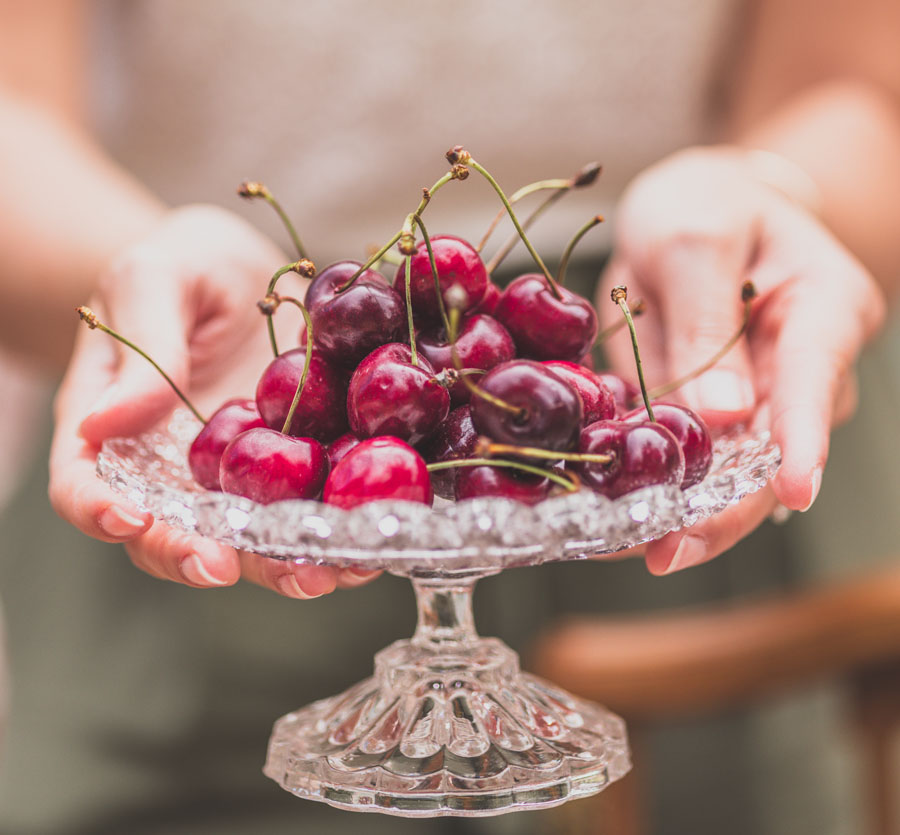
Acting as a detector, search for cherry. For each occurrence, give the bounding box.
[625,402,712,489]
[188,399,266,490]
[543,361,615,425]
[347,343,450,445]
[256,348,348,442]
[418,405,478,499]
[394,234,487,321]
[219,427,329,503]
[417,314,515,404]
[324,437,433,509]
[469,360,582,451]
[597,372,639,417]
[493,274,598,362]
[305,261,406,367]
[574,420,685,499]
[326,432,362,469]
[455,464,551,506]
[472,281,502,316]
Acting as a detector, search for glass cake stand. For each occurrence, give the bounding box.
[97,412,780,818]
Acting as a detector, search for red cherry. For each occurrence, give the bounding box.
[455,465,551,505]
[543,361,615,425]
[624,403,713,488]
[470,360,582,451]
[188,399,266,490]
[306,261,405,367]
[323,437,433,509]
[347,343,450,445]
[596,372,640,417]
[418,404,478,499]
[416,314,516,405]
[395,235,487,321]
[493,274,598,362]
[255,348,347,443]
[219,427,329,504]
[472,281,502,316]
[574,419,685,499]
[326,432,361,469]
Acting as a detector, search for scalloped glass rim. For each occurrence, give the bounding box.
[97,411,781,575]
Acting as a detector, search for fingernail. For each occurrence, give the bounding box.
[663,534,706,575]
[179,554,231,586]
[691,370,754,413]
[276,574,321,599]
[99,505,148,537]
[347,565,379,578]
[800,466,823,512]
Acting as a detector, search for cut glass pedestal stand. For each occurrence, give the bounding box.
[98,412,780,818]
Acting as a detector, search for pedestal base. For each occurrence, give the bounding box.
[264,637,631,817]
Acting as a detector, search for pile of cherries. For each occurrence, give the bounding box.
[83,148,747,512]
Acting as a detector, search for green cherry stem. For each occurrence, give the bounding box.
[648,281,758,399]
[238,181,308,259]
[274,295,314,435]
[413,214,451,335]
[475,439,612,465]
[611,285,654,422]
[594,298,646,344]
[426,457,578,492]
[556,215,604,286]
[262,259,317,357]
[76,306,206,425]
[447,147,561,299]
[337,169,465,293]
[403,254,419,367]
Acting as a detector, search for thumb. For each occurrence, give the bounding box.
[79,260,191,444]
[655,241,756,424]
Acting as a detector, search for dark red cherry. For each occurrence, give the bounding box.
[188,399,266,490]
[472,281,502,316]
[323,436,433,509]
[395,234,487,321]
[543,361,615,425]
[326,432,361,469]
[417,314,516,404]
[347,343,450,445]
[469,360,582,451]
[574,419,685,499]
[256,348,347,442]
[597,372,640,417]
[418,405,478,499]
[219,427,329,504]
[624,403,713,488]
[306,261,406,367]
[455,465,551,506]
[493,274,598,362]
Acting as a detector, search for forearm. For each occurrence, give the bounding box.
[727,79,900,296]
[0,89,165,369]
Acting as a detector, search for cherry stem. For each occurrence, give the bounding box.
[403,254,419,367]
[477,439,612,465]
[75,306,206,425]
[648,281,758,399]
[263,259,317,357]
[413,214,451,335]
[275,295,314,435]
[426,457,578,492]
[481,162,601,268]
[337,169,463,294]
[556,215,604,286]
[447,307,524,419]
[611,285,654,422]
[595,298,646,344]
[460,153,562,299]
[238,181,308,259]
[366,242,404,268]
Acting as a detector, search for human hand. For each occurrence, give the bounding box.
[49,205,377,597]
[598,147,886,574]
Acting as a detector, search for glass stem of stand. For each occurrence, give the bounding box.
[411,577,481,647]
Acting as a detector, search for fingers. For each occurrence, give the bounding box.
[336,567,382,589]
[238,551,339,599]
[124,524,242,587]
[644,486,779,575]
